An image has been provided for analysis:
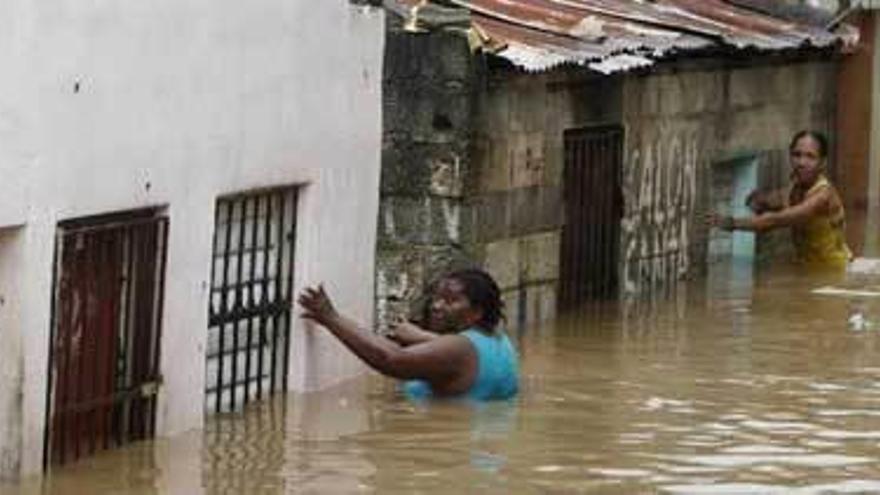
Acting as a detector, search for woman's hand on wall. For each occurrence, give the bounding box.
[298,284,340,327]
[705,212,735,231]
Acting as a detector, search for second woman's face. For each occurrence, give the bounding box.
[790,136,824,186]
[428,279,480,333]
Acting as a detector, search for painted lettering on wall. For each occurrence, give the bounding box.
[621,129,699,294]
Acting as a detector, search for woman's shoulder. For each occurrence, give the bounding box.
[461,328,515,348]
[462,326,502,339]
[807,176,834,195]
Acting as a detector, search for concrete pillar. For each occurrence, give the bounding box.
[0,227,24,479]
[20,215,55,476]
[867,12,880,255]
[377,19,478,327]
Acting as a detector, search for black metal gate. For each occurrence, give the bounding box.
[44,209,168,469]
[206,188,296,414]
[559,126,624,309]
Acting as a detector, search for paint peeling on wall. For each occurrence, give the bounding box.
[383,205,397,238]
[428,154,464,197]
[622,128,700,294]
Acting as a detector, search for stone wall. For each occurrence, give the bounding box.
[379,23,839,328]
[378,23,478,329]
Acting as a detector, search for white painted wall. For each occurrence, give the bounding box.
[0,0,384,477]
[0,228,24,477]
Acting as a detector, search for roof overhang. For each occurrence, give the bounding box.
[385,0,860,74]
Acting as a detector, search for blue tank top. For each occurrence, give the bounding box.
[403,329,519,401]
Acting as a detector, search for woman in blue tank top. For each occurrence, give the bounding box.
[298,269,519,401]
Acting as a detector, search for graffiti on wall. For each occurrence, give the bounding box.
[621,128,700,294]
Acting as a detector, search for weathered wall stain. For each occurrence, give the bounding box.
[622,127,700,294]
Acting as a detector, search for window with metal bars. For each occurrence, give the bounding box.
[206,187,297,414]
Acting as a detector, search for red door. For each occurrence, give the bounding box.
[46,211,168,468]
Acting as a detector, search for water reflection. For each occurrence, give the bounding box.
[5,265,880,493]
[203,379,376,494]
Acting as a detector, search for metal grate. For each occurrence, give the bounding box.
[206,188,297,414]
[559,126,624,310]
[44,210,168,469]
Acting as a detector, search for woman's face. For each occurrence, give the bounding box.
[427,278,481,333]
[790,135,824,186]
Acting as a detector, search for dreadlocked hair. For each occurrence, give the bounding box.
[445,268,505,332]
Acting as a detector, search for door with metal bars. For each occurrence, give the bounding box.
[206,188,296,414]
[559,126,624,310]
[45,210,168,469]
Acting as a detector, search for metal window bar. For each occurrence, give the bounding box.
[43,211,168,470]
[206,188,297,414]
[559,126,624,311]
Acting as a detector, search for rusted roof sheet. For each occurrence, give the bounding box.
[386,0,859,73]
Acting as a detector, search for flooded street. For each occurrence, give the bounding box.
[7,266,880,494]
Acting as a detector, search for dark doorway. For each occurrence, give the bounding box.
[559,126,624,310]
[206,187,297,414]
[45,209,169,469]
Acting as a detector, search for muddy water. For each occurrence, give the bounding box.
[7,266,880,494]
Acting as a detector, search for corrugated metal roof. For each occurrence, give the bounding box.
[385,0,859,73]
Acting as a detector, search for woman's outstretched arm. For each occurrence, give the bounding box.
[387,318,439,347]
[709,187,830,233]
[298,285,472,382]
[746,188,788,214]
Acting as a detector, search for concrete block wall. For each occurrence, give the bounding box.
[470,71,622,327]
[483,232,560,327]
[621,59,838,293]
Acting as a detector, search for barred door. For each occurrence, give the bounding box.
[45,210,168,468]
[559,126,624,309]
[206,188,297,414]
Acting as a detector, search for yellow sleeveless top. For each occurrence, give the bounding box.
[789,176,852,269]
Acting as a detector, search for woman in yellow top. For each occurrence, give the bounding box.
[709,130,852,270]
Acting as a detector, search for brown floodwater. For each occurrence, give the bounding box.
[6,264,880,494]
